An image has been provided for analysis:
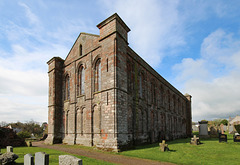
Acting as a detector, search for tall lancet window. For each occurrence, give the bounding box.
[80,44,83,56]
[139,74,142,97]
[95,59,101,91]
[77,65,85,95]
[65,75,70,100]
[139,72,144,98]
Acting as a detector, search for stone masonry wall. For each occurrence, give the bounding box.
[45,13,192,151]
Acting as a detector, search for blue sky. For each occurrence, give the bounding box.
[0,0,240,123]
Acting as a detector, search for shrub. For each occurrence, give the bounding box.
[17,131,31,139]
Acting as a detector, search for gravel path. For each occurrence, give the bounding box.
[32,141,175,165]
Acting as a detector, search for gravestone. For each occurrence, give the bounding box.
[0,152,19,165]
[35,152,49,165]
[233,135,240,142]
[209,126,218,138]
[199,121,209,138]
[59,155,82,165]
[219,134,227,142]
[190,135,200,145]
[24,153,34,165]
[26,141,32,147]
[6,146,13,152]
[159,140,169,152]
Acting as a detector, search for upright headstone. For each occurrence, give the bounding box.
[209,126,218,137]
[6,146,13,152]
[199,121,209,138]
[26,141,32,147]
[59,155,82,165]
[159,140,169,152]
[190,135,200,145]
[24,154,34,165]
[35,152,49,165]
[219,134,227,142]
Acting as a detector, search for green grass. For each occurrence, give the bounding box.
[1,147,115,165]
[2,133,240,165]
[119,134,240,165]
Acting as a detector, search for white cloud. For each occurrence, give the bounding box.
[174,29,240,121]
[100,0,186,67]
[0,95,47,123]
[18,2,40,25]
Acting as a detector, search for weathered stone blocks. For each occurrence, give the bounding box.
[59,155,82,165]
[46,13,192,151]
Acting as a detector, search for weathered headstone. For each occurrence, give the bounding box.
[199,121,209,138]
[6,146,13,152]
[26,141,32,147]
[209,126,218,138]
[59,155,82,165]
[219,134,227,142]
[159,140,169,152]
[233,134,240,142]
[0,152,19,165]
[190,135,200,145]
[35,152,49,165]
[24,154,34,165]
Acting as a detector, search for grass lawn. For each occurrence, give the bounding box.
[1,147,115,165]
[119,133,240,165]
[2,133,240,165]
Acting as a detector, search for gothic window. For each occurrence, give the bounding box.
[128,107,133,133]
[160,85,163,106]
[95,59,101,92]
[127,61,132,93]
[76,109,80,134]
[139,72,144,98]
[151,81,156,105]
[178,98,180,114]
[77,65,85,95]
[79,44,82,56]
[82,108,87,134]
[173,95,176,112]
[143,110,147,133]
[66,110,69,135]
[64,75,70,100]
[93,105,100,134]
[182,102,185,116]
[167,90,170,110]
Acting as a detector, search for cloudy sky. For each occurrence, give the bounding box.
[0,0,240,123]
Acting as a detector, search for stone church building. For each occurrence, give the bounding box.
[45,13,192,151]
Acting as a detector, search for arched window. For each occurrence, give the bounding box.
[173,95,176,112]
[95,59,101,91]
[79,44,82,56]
[127,61,132,93]
[160,85,163,106]
[167,90,170,110]
[77,65,85,95]
[151,81,156,105]
[66,110,69,135]
[65,75,70,100]
[139,73,142,97]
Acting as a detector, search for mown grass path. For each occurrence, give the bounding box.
[33,141,175,165]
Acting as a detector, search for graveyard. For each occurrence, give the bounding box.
[1,131,240,165]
